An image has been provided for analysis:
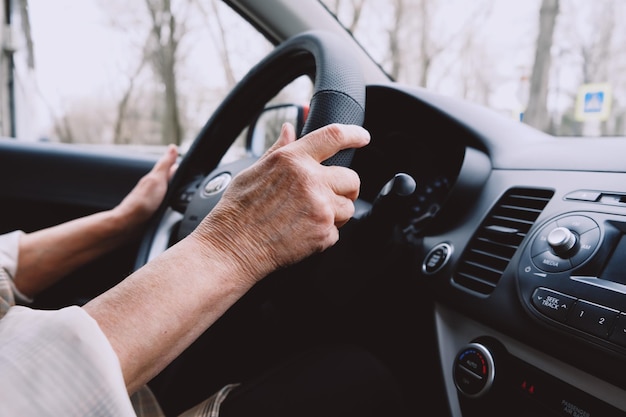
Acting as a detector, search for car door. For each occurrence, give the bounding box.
[0,138,160,308]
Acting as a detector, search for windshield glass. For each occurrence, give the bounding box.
[3,0,623,145]
[3,0,278,151]
[320,0,624,138]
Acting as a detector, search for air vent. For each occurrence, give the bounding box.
[453,187,554,295]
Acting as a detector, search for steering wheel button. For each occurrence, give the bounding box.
[531,288,575,323]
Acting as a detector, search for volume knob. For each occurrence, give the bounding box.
[547,226,577,257]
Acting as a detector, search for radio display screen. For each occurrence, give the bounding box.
[599,234,626,286]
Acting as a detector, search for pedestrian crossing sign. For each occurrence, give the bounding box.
[575,83,612,122]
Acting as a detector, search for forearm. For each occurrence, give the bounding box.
[14,208,142,298]
[13,145,178,299]
[81,124,369,394]
[82,234,254,394]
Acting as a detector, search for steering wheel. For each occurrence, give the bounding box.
[135,30,367,413]
[134,29,366,270]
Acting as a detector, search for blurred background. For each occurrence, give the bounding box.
[1,0,624,150]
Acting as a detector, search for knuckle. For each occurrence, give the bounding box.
[323,123,343,144]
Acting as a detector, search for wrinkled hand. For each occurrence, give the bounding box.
[113,144,178,227]
[191,123,370,287]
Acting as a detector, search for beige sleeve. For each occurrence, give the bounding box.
[0,305,136,416]
[0,231,32,304]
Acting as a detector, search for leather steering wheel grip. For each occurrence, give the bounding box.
[289,31,366,166]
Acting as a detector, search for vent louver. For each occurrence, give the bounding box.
[453,187,554,295]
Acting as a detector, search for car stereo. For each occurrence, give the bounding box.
[517,210,626,352]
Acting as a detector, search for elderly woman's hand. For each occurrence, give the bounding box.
[191,122,370,286]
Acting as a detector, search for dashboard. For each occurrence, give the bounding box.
[153,81,626,416]
[359,83,626,416]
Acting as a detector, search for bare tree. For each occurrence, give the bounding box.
[53,115,74,144]
[385,0,404,80]
[543,0,626,136]
[575,0,617,135]
[17,0,34,69]
[524,0,559,131]
[415,0,432,87]
[195,0,237,89]
[51,97,117,144]
[322,0,365,34]
[346,0,366,33]
[112,32,153,144]
[100,0,192,146]
[383,0,491,90]
[144,0,185,146]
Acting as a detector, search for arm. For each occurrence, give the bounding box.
[83,123,371,394]
[13,145,179,299]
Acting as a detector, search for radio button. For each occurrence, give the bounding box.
[532,250,572,272]
[570,227,601,267]
[556,215,598,235]
[609,313,626,348]
[531,221,558,256]
[568,300,618,339]
[531,288,576,323]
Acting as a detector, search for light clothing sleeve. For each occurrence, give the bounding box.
[0,305,137,416]
[0,230,20,277]
[0,230,223,416]
[0,230,32,304]
[0,231,135,415]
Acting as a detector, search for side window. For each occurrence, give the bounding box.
[6,0,296,157]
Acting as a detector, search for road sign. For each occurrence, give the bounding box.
[575,83,612,122]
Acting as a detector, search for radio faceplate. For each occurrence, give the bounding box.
[517,211,626,352]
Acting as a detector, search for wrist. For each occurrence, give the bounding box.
[189,216,274,290]
[109,203,150,238]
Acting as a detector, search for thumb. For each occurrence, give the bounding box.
[262,123,297,159]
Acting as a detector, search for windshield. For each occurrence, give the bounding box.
[2,0,623,145]
[320,0,624,138]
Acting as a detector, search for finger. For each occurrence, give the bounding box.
[333,194,356,228]
[295,124,370,164]
[152,144,178,178]
[168,163,179,180]
[261,123,297,160]
[324,165,362,202]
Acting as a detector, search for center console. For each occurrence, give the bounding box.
[518,210,626,354]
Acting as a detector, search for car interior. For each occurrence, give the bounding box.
[1,0,626,416]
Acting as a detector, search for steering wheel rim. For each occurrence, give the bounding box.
[134,29,366,271]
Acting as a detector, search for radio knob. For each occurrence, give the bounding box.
[547,226,578,257]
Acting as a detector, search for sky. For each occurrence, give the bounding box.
[13,0,131,139]
[26,0,123,101]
